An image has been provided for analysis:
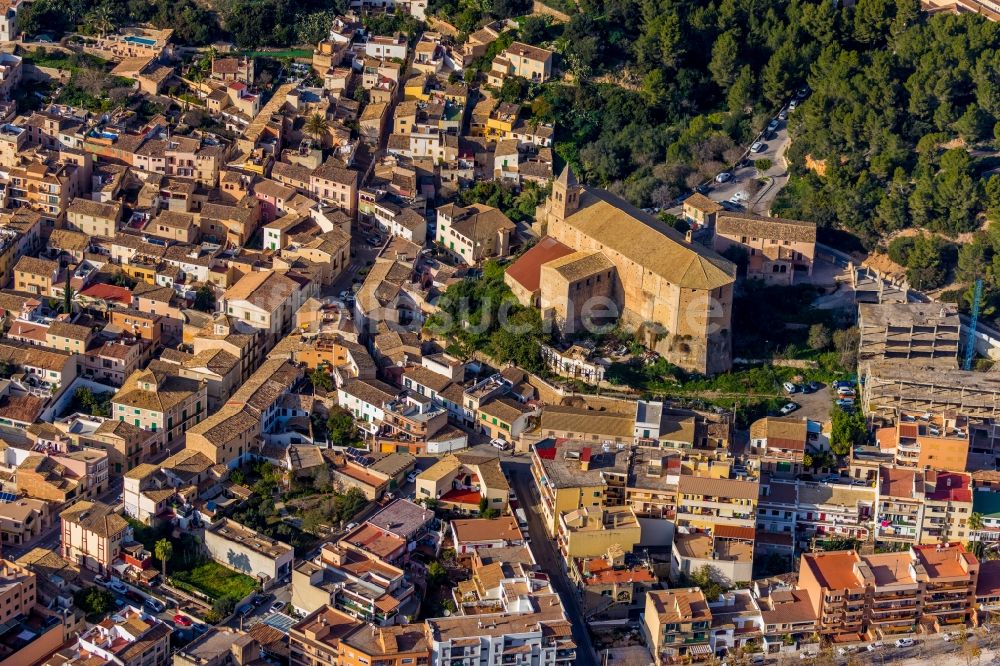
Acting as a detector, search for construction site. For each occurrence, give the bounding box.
[858,303,961,368]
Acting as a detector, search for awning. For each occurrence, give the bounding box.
[689,644,712,655]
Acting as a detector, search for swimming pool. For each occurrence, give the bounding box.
[124,36,157,47]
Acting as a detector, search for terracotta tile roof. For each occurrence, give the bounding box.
[716,211,817,244]
[60,500,129,537]
[562,186,735,290]
[677,475,759,501]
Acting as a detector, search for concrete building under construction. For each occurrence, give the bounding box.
[858,303,960,368]
[862,362,1000,419]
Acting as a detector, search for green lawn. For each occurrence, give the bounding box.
[171,561,258,601]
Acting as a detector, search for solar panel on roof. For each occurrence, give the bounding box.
[264,613,295,633]
[0,492,18,503]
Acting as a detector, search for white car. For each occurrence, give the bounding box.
[767,119,779,133]
[943,633,960,642]
[406,471,417,483]
[866,642,883,652]
[715,172,732,183]
[779,402,799,416]
[491,438,510,451]
[789,99,799,111]
[750,141,765,153]
[894,638,915,648]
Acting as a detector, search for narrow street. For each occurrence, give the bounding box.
[511,471,598,666]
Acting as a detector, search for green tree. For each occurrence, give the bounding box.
[754,158,773,174]
[193,285,215,313]
[807,324,831,351]
[969,512,984,536]
[84,4,116,37]
[708,30,739,90]
[326,408,356,446]
[427,560,447,587]
[833,327,860,373]
[519,15,548,44]
[904,235,949,291]
[933,149,981,234]
[154,538,173,577]
[310,367,335,392]
[830,407,867,456]
[74,586,114,615]
[211,595,237,620]
[304,113,329,145]
[727,66,754,114]
[689,564,724,602]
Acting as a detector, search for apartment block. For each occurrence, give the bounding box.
[291,543,415,625]
[875,467,974,545]
[798,543,979,641]
[426,593,576,666]
[874,411,970,471]
[643,588,712,665]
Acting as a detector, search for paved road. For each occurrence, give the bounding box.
[511,471,598,666]
[705,112,792,214]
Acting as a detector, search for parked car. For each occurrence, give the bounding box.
[715,172,732,183]
[779,402,799,416]
[835,398,855,409]
[270,600,285,613]
[778,109,789,120]
[943,632,961,642]
[750,141,766,153]
[789,99,799,111]
[125,590,144,604]
[108,579,127,595]
[894,638,915,648]
[782,382,798,394]
[192,623,209,635]
[173,614,192,627]
[406,471,417,483]
[801,382,817,394]
[491,438,510,451]
[837,647,854,656]
[236,604,253,617]
[834,380,854,389]
[144,597,165,613]
[95,576,111,589]
[767,119,780,133]
[866,642,883,652]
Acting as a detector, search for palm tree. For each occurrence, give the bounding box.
[154,539,173,578]
[969,512,984,538]
[304,113,329,147]
[84,5,115,39]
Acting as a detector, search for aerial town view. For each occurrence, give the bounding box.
[1,0,1000,664]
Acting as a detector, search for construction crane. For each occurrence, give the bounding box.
[963,278,984,371]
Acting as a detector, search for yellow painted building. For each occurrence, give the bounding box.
[558,506,641,559]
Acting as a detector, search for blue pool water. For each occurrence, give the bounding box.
[124,36,156,47]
